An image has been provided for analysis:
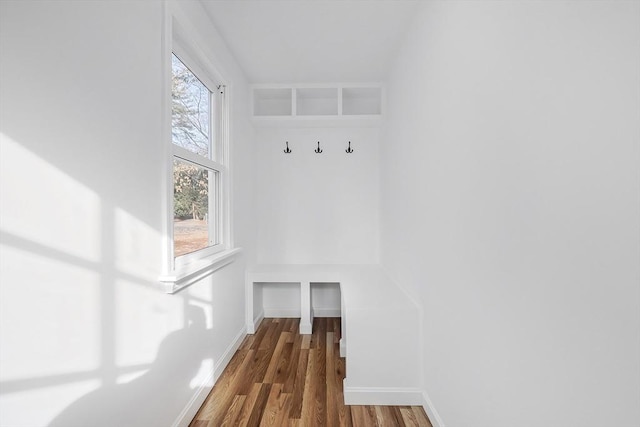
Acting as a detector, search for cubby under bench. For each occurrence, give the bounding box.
[245,264,424,405]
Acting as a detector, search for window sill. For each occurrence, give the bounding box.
[159,247,242,293]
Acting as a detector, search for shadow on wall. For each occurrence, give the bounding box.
[0,2,231,424]
[0,134,220,426]
[48,305,213,427]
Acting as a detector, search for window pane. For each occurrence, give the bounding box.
[171,54,211,158]
[173,159,213,258]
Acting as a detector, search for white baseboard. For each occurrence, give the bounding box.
[213,327,247,382]
[263,308,301,318]
[343,381,423,406]
[171,368,214,427]
[248,310,265,334]
[171,326,246,427]
[339,338,346,357]
[262,307,341,318]
[421,391,445,427]
[313,308,341,317]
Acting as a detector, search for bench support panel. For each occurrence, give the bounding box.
[299,281,313,334]
[246,277,315,335]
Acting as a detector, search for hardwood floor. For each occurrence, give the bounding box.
[190,317,432,427]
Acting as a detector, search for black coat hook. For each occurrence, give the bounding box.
[314,141,323,154]
[346,141,354,153]
[284,141,291,153]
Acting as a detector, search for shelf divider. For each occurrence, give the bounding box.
[292,88,297,117]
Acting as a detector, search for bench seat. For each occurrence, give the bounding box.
[245,264,423,406]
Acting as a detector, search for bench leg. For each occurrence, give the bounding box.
[244,278,264,335]
[300,281,312,334]
[246,278,256,334]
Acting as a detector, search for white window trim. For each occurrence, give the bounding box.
[159,3,239,293]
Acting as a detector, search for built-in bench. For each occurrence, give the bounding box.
[245,264,423,405]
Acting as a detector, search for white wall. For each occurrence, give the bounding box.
[0,1,255,426]
[253,126,378,317]
[255,126,380,264]
[381,2,640,427]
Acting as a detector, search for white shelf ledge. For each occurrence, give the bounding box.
[251,115,382,128]
[159,247,242,293]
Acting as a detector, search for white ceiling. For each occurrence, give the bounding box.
[201,0,420,84]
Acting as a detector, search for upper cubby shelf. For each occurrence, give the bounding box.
[253,88,292,116]
[297,87,339,116]
[342,87,382,115]
[251,84,383,127]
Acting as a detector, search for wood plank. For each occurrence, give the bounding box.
[412,406,433,427]
[269,393,292,426]
[283,318,298,335]
[263,331,291,383]
[246,383,271,427]
[326,317,334,332]
[216,394,246,427]
[288,348,309,419]
[283,332,302,393]
[299,349,317,423]
[400,406,419,427]
[333,317,341,343]
[250,318,271,351]
[351,405,378,426]
[233,382,262,427]
[273,342,294,384]
[390,406,408,427]
[239,334,255,351]
[375,405,407,427]
[374,406,385,426]
[258,319,278,350]
[325,332,340,427]
[237,349,272,394]
[289,318,300,335]
[309,318,319,349]
[312,345,327,426]
[269,319,288,349]
[311,317,327,350]
[258,384,292,427]
[301,334,311,350]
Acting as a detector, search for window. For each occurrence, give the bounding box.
[159,12,241,293]
[159,36,238,293]
[171,53,221,261]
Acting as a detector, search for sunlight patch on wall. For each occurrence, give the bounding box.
[185,299,214,330]
[0,133,101,263]
[189,359,214,389]
[114,207,161,281]
[116,369,148,385]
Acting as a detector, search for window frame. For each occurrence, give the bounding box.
[171,48,224,259]
[159,8,237,293]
